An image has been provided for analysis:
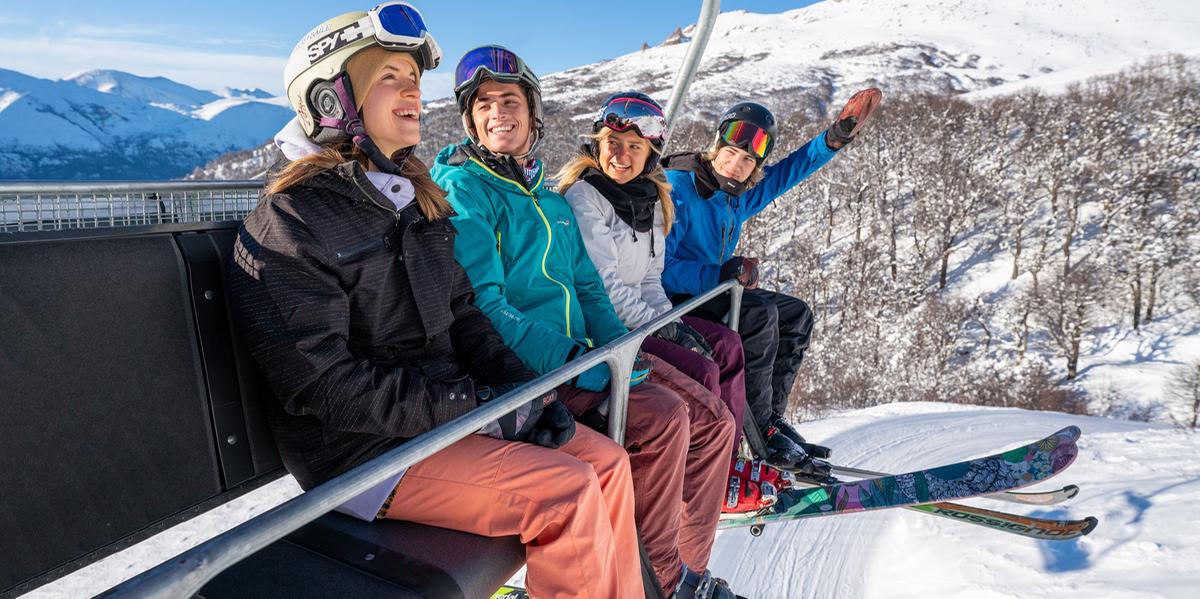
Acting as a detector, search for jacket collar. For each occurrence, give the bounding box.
[439,142,545,196]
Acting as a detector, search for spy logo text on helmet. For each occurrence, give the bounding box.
[306,20,373,63]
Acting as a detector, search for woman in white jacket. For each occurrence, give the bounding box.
[558,92,748,452]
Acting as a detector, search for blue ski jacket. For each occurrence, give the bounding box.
[662,131,838,296]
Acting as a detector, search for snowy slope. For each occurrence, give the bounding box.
[25,403,1200,598]
[534,0,1200,121]
[709,404,1200,598]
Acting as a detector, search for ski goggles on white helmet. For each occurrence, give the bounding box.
[594,94,668,141]
[370,2,436,53]
[454,45,540,97]
[304,2,441,70]
[719,119,774,160]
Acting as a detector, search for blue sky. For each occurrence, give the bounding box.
[0,1,821,98]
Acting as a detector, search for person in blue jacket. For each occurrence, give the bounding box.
[662,90,881,473]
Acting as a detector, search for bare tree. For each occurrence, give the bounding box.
[1035,261,1102,380]
[1166,360,1200,429]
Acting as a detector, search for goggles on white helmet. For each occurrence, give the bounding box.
[284,2,441,140]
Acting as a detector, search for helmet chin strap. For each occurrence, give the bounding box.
[317,75,411,176]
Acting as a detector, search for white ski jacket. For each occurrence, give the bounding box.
[564,179,673,328]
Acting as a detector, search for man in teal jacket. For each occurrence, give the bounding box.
[431,45,737,598]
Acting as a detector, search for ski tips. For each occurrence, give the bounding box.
[1063,484,1080,500]
[1082,516,1100,536]
[1054,425,1083,442]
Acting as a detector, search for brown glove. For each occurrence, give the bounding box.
[719,256,760,289]
[826,88,883,150]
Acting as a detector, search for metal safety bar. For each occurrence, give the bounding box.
[0,180,263,233]
[103,279,743,598]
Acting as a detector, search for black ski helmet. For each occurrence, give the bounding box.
[716,101,777,163]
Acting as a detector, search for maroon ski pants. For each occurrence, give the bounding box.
[558,354,735,593]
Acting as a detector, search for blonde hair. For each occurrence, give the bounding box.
[265,48,452,220]
[705,138,765,189]
[555,128,674,235]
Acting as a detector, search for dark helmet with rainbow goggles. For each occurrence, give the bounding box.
[453,45,544,151]
[283,2,442,143]
[716,101,777,163]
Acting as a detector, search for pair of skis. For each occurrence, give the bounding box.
[491,426,1097,599]
[721,425,1098,541]
[825,464,1097,541]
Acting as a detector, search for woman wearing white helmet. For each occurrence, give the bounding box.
[229,5,643,597]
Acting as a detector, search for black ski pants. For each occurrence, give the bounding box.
[673,288,814,432]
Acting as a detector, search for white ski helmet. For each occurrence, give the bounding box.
[284,2,442,143]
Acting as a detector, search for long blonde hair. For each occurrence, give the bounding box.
[555,128,674,235]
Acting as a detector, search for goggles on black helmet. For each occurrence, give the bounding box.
[719,119,774,160]
[595,94,668,141]
[454,45,536,94]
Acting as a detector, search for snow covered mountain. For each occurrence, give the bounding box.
[533,0,1200,122]
[0,69,291,180]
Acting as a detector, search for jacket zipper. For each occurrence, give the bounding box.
[350,173,415,260]
[469,157,575,338]
[719,196,735,262]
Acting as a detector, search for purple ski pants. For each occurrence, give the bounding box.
[641,315,747,451]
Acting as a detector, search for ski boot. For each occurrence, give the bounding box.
[671,565,746,599]
[722,457,793,514]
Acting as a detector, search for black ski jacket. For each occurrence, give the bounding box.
[228,161,534,489]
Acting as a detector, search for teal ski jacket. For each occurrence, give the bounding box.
[432,143,629,376]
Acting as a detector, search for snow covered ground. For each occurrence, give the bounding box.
[710,404,1200,599]
[25,403,1199,598]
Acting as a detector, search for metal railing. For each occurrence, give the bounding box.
[104,280,742,598]
[0,180,263,233]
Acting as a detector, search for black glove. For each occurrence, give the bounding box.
[477,383,562,446]
[652,321,715,359]
[527,399,576,449]
[769,416,831,459]
[719,256,760,289]
[825,88,882,150]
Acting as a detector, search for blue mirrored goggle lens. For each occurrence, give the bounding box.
[375,3,427,38]
[455,46,521,89]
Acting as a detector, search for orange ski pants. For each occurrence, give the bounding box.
[382,425,643,599]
